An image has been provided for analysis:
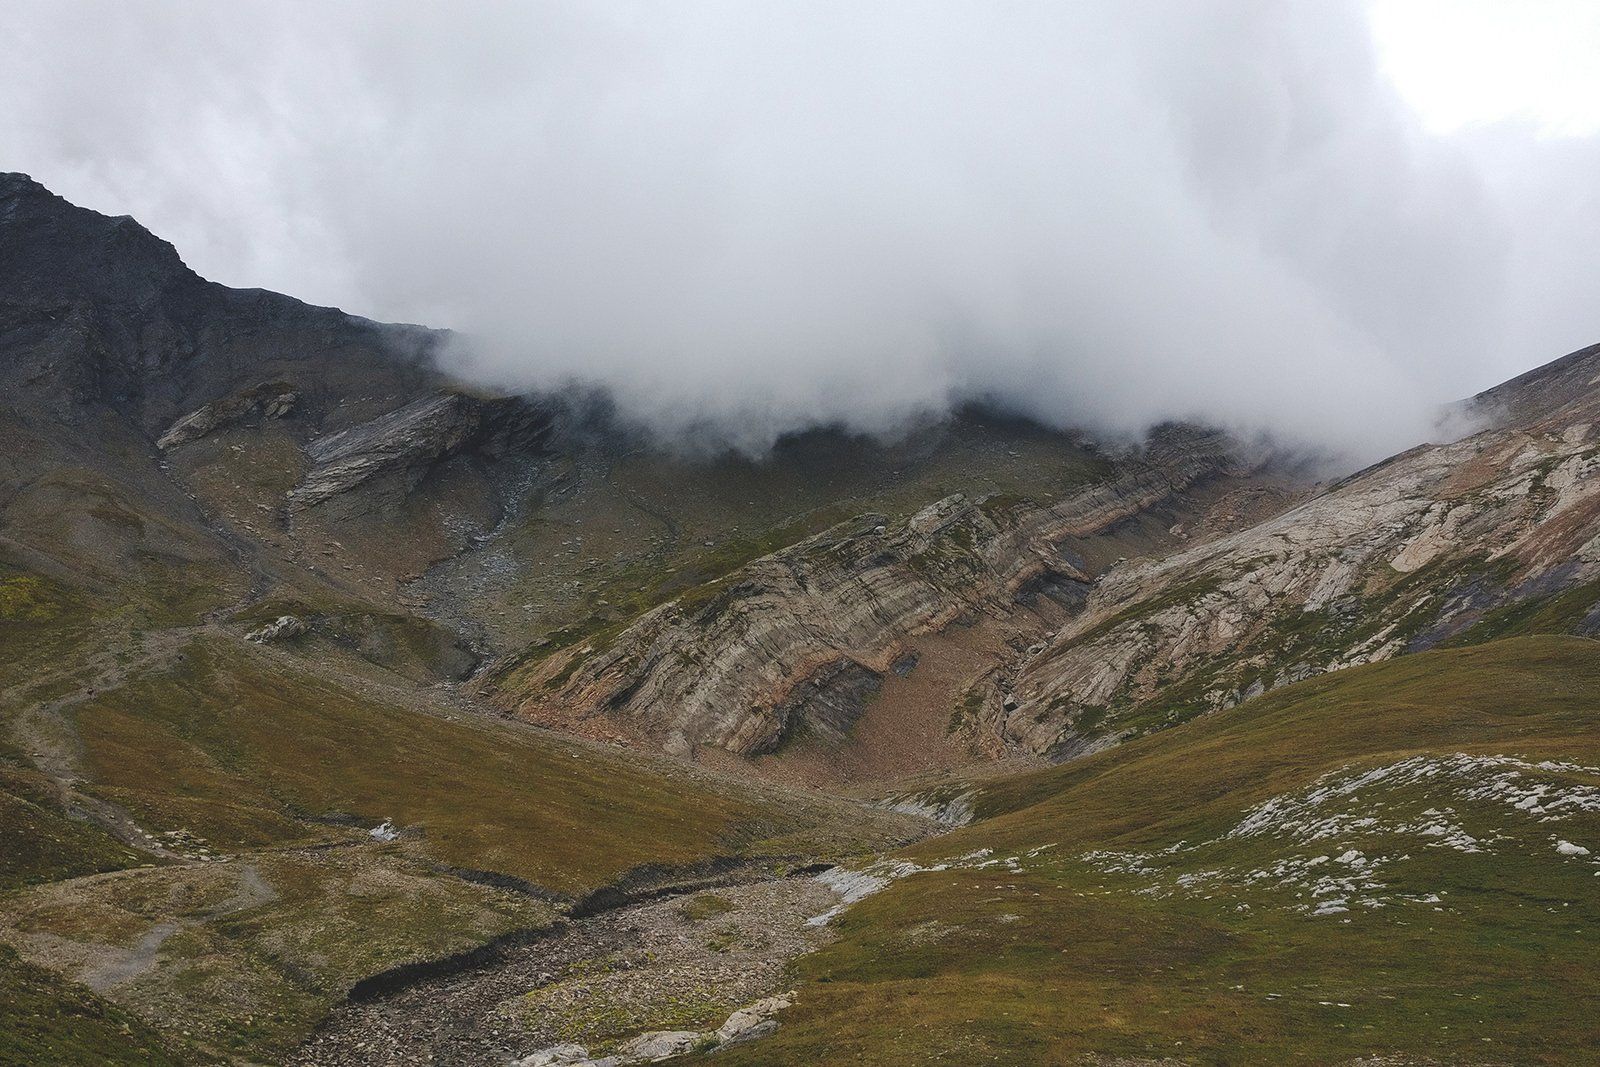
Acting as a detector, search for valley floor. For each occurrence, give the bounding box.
[293,638,1600,1067]
[298,873,839,1065]
[0,598,925,1066]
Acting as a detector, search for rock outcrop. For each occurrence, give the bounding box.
[995,342,1600,756]
[157,382,298,450]
[495,497,1015,755]
[290,391,553,507]
[245,614,307,643]
[492,426,1266,757]
[493,340,1600,767]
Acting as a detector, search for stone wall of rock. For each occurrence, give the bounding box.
[492,426,1258,758]
[157,382,299,450]
[290,391,553,507]
[997,354,1600,757]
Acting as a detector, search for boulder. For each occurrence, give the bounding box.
[614,1030,702,1061]
[245,615,307,643]
[513,1045,590,1067]
[715,994,792,1046]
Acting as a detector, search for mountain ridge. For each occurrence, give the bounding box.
[4,175,1600,1065]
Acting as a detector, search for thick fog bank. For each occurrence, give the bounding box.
[9,2,1599,461]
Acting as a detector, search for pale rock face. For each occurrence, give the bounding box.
[502,345,1600,765]
[998,344,1600,756]
[493,427,1251,756]
[613,1030,702,1061]
[878,789,977,826]
[244,615,306,643]
[498,502,1005,755]
[289,391,551,507]
[156,382,298,450]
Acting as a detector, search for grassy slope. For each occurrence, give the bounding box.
[0,566,155,890]
[716,637,1600,1065]
[0,743,141,890]
[0,625,900,1063]
[70,636,844,893]
[0,943,198,1067]
[0,852,553,1062]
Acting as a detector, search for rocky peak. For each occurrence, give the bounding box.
[0,171,198,311]
[0,173,445,436]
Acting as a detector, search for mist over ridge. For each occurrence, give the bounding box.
[9,1,1599,462]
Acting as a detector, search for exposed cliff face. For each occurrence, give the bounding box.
[290,392,554,508]
[493,499,1002,755]
[995,343,1600,756]
[490,426,1276,758]
[490,336,1600,768]
[157,382,299,449]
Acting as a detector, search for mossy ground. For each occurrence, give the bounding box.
[0,943,200,1067]
[0,621,903,1064]
[1,851,556,1062]
[0,758,143,890]
[70,636,809,893]
[679,893,737,923]
[710,637,1600,1065]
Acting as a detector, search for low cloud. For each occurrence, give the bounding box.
[6,2,1596,460]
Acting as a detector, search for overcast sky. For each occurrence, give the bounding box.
[7,1,1599,459]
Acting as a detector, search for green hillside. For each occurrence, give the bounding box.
[714,637,1600,1065]
[0,627,906,1062]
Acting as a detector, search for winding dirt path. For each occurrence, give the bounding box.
[2,622,202,857]
[77,861,280,994]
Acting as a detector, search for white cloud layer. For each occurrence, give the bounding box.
[5,1,1598,459]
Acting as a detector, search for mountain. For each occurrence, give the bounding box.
[488,424,1282,772]
[489,341,1600,782]
[2,176,1599,1066]
[989,339,1600,757]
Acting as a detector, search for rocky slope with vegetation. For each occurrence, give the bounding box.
[489,426,1278,759]
[709,638,1600,1065]
[988,341,1600,757]
[6,174,1600,1065]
